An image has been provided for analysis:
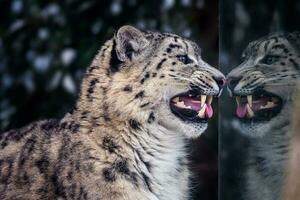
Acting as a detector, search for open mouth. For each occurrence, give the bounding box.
[234,90,283,121]
[170,90,216,123]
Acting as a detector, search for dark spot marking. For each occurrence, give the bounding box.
[41,119,59,131]
[156,58,167,70]
[159,75,165,78]
[0,158,14,185]
[290,58,300,71]
[36,157,50,174]
[140,102,150,108]
[141,172,152,192]
[152,73,157,77]
[169,43,182,49]
[172,62,176,65]
[103,104,111,121]
[123,85,132,92]
[70,123,80,133]
[51,172,66,197]
[115,159,130,174]
[140,72,150,84]
[129,119,141,130]
[136,150,152,173]
[60,122,68,129]
[103,168,116,182]
[88,65,98,73]
[135,91,145,99]
[102,136,119,153]
[87,78,99,101]
[147,112,155,123]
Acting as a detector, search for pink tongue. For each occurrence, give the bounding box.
[181,97,201,111]
[236,104,247,118]
[205,104,213,118]
[252,99,268,111]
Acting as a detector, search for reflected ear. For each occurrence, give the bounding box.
[286,32,300,52]
[115,25,149,62]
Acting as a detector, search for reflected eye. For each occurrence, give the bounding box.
[261,55,280,65]
[241,53,246,61]
[176,55,193,64]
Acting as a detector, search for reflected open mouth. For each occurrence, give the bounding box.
[234,90,283,121]
[170,90,216,123]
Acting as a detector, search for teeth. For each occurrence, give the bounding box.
[246,104,254,118]
[235,96,241,105]
[198,104,207,118]
[260,101,276,109]
[201,95,207,106]
[173,97,179,102]
[218,89,223,97]
[207,96,213,105]
[175,101,186,109]
[247,95,252,107]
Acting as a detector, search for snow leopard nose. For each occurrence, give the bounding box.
[227,76,242,91]
[213,76,226,89]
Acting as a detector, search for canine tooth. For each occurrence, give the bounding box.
[173,97,179,102]
[175,101,186,108]
[198,104,207,118]
[235,96,241,105]
[201,95,207,106]
[246,104,254,118]
[260,101,276,109]
[247,95,252,107]
[207,96,213,105]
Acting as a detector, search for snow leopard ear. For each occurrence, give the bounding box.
[115,25,149,62]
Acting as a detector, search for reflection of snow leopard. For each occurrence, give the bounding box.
[0,25,224,200]
[282,87,300,200]
[227,32,300,200]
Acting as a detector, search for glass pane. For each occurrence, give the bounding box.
[220,0,300,199]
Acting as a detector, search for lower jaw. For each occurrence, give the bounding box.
[177,115,208,123]
[237,117,270,123]
[170,107,209,124]
[236,111,280,123]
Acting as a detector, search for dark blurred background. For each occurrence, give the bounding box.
[0,0,218,199]
[220,0,300,199]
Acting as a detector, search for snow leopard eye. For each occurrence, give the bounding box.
[261,55,280,65]
[176,55,193,64]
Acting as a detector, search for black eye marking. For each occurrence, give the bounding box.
[147,112,155,123]
[135,91,145,99]
[260,55,280,65]
[176,55,193,64]
[129,119,141,130]
[123,85,132,92]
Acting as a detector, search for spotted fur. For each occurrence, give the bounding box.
[0,25,224,200]
[227,32,300,200]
